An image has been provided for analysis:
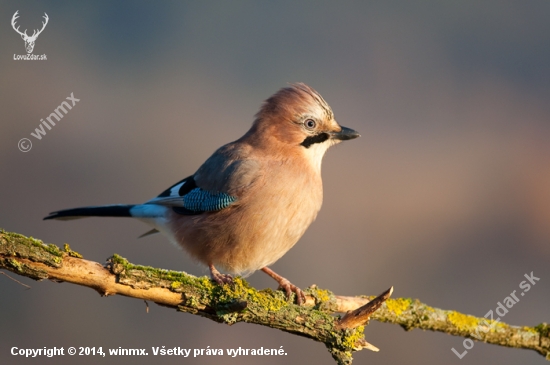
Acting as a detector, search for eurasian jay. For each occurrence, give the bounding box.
[44,83,360,304]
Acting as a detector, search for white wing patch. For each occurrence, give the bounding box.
[169,181,185,197]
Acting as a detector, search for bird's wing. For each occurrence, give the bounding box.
[193,146,262,193]
[146,145,261,215]
[145,175,237,215]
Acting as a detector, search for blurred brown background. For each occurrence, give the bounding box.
[1,1,549,364]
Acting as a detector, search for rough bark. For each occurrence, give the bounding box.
[1,229,548,363]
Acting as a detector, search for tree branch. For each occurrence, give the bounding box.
[1,229,548,363]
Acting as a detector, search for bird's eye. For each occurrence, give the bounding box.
[304,119,316,129]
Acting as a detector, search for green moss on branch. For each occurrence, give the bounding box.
[1,229,549,363]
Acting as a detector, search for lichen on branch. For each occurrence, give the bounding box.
[1,229,549,363]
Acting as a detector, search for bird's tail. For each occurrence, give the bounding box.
[43,204,136,221]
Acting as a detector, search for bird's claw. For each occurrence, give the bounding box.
[209,264,233,286]
[212,272,233,286]
[277,278,306,305]
[261,267,306,305]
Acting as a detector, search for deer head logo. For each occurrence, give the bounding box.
[11,11,49,54]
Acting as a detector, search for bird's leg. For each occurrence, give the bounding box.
[261,267,305,305]
[209,263,233,286]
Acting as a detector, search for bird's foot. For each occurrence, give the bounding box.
[261,267,306,305]
[209,264,233,286]
[277,277,306,306]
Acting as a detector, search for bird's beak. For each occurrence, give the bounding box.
[330,126,360,141]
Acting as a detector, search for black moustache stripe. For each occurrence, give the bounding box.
[301,133,329,148]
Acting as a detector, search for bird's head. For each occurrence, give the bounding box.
[243,83,360,170]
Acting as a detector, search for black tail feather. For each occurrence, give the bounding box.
[44,204,135,221]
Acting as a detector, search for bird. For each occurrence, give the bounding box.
[44,83,360,304]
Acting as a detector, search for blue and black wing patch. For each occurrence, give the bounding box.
[180,188,236,213]
[156,175,237,215]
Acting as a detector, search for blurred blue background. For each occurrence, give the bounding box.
[1,1,549,364]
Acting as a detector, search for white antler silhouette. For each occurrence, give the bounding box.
[11,11,49,54]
